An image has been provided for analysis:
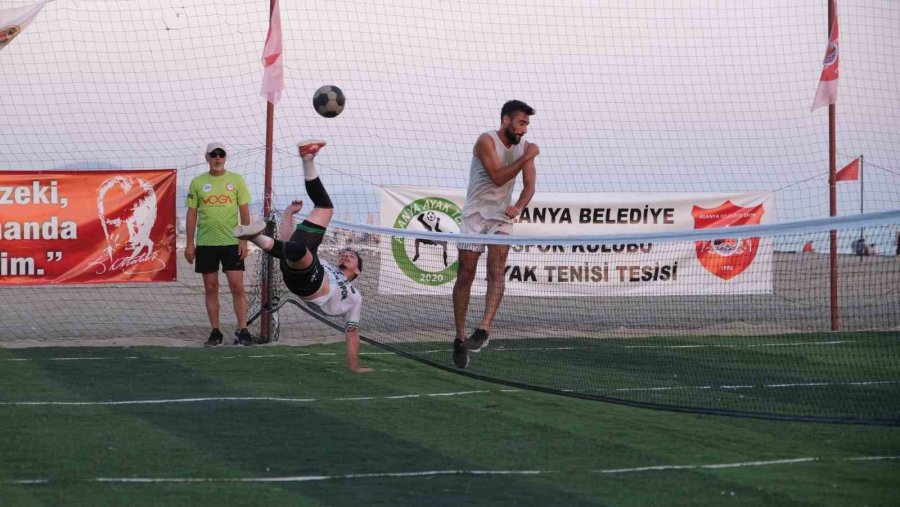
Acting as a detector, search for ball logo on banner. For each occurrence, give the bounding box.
[391,197,462,286]
[692,200,765,280]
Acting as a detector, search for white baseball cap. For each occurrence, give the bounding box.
[205,142,227,155]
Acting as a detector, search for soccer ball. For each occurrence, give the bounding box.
[312,85,345,118]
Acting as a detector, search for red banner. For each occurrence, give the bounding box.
[0,170,176,285]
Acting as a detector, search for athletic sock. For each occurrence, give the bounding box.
[302,157,318,181]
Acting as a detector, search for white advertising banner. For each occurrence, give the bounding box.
[379,187,775,296]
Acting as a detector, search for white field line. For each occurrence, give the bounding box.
[398,341,859,354]
[2,356,142,362]
[607,380,900,393]
[0,340,866,362]
[625,340,856,349]
[598,457,818,474]
[844,456,900,461]
[416,346,586,354]
[6,456,898,485]
[0,390,506,407]
[3,352,896,395]
[2,378,896,406]
[0,352,395,362]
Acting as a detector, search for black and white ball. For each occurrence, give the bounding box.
[312,85,345,118]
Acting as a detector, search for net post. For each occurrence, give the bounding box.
[859,154,865,245]
[259,216,277,343]
[260,3,276,342]
[827,0,840,332]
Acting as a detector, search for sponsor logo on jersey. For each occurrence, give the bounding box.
[201,194,234,205]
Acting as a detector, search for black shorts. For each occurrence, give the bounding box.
[281,255,325,297]
[280,220,327,297]
[195,245,245,274]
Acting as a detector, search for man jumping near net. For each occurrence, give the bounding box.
[233,140,372,373]
[452,100,539,368]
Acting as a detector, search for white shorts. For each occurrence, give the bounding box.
[457,213,513,253]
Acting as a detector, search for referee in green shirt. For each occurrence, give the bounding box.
[185,142,254,346]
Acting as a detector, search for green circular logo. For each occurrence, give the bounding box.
[391,197,462,286]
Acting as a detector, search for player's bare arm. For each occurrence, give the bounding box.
[238,203,251,259]
[184,207,198,263]
[476,134,540,186]
[280,200,304,242]
[507,161,537,218]
[345,328,373,373]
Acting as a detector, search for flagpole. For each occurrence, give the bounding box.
[827,0,839,332]
[859,154,864,245]
[260,0,277,344]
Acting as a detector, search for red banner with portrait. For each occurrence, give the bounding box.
[0,170,176,285]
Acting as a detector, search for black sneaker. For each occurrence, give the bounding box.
[464,328,490,352]
[204,328,223,347]
[236,328,255,347]
[452,338,469,369]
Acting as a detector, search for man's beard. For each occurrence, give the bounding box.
[504,127,522,145]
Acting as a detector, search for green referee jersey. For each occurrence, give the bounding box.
[186,171,252,246]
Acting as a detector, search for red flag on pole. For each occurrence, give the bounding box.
[836,158,859,181]
[260,0,284,105]
[811,8,839,111]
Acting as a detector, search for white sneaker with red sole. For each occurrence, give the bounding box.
[298,139,327,160]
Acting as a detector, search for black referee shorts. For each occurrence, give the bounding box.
[195,245,245,274]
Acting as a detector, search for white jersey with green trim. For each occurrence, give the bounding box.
[462,130,527,223]
[308,258,362,332]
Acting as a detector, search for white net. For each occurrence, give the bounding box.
[2,0,898,227]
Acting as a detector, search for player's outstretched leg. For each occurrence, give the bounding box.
[234,222,311,266]
[298,139,334,221]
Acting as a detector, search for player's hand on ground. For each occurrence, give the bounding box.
[238,240,249,260]
[525,142,540,160]
[184,243,195,264]
[505,206,520,219]
[285,200,304,215]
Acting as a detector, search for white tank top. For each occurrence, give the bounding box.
[462,130,527,222]
[308,259,362,332]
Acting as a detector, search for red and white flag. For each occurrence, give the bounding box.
[0,0,47,51]
[811,10,840,111]
[260,0,284,105]
[836,158,859,181]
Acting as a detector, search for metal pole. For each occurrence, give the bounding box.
[858,154,864,254]
[827,0,839,331]
[260,0,277,343]
[859,155,864,216]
